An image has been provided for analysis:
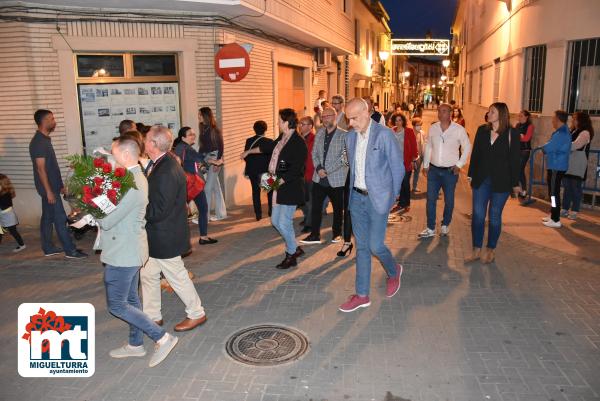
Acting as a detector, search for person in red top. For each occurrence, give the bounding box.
[299,116,316,233]
[514,109,534,198]
[452,108,466,127]
[390,112,418,214]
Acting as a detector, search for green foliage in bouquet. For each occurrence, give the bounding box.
[65,154,136,219]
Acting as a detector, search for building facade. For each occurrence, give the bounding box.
[0,0,393,224]
[451,0,600,199]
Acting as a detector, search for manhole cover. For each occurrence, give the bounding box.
[225,324,309,366]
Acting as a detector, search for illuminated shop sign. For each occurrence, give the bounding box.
[391,39,450,56]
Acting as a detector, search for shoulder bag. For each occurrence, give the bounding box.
[182,147,205,202]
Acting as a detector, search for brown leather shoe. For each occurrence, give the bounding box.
[154,319,164,326]
[174,315,207,332]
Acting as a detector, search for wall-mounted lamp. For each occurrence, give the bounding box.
[442,59,450,68]
[379,51,390,61]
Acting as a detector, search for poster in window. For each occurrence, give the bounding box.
[78,82,180,153]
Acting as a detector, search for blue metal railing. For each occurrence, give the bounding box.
[524,147,600,208]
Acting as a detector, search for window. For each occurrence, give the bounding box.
[478,68,483,105]
[354,19,361,55]
[366,29,370,59]
[76,53,178,82]
[468,71,473,103]
[564,38,600,115]
[133,54,176,76]
[522,45,546,113]
[76,55,124,77]
[493,58,501,102]
[342,0,349,14]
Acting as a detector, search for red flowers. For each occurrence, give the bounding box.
[93,158,104,167]
[93,176,104,186]
[92,186,103,196]
[112,181,121,189]
[114,167,126,177]
[107,189,117,204]
[102,163,112,173]
[267,177,274,185]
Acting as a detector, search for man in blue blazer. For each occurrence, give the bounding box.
[339,98,405,312]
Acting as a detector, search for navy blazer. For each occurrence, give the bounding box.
[346,122,405,214]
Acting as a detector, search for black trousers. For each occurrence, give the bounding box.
[342,176,353,242]
[249,173,273,219]
[547,170,565,222]
[519,150,531,191]
[398,171,413,208]
[311,182,344,238]
[0,225,24,246]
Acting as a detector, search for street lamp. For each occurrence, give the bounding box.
[442,59,450,68]
[379,51,389,61]
[403,71,410,78]
[441,75,447,81]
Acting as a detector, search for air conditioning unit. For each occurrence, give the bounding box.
[316,47,331,68]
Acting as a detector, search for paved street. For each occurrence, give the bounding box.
[1,112,600,401]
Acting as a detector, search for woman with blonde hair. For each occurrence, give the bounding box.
[0,174,26,252]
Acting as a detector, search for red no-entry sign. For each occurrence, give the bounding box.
[214,43,251,83]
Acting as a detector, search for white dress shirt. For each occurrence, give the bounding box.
[423,121,471,169]
[354,120,372,190]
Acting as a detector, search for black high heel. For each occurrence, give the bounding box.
[337,243,353,257]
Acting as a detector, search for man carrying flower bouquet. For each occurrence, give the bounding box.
[141,126,207,332]
[97,137,179,367]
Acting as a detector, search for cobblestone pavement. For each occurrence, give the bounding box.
[1,114,599,401]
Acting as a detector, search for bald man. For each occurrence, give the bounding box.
[339,98,405,313]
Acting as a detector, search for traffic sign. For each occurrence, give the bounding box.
[214,43,251,82]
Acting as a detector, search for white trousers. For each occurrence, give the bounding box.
[140,256,205,321]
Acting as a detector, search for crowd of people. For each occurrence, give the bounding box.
[0,93,594,366]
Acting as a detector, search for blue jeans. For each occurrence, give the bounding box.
[205,165,227,219]
[40,195,76,254]
[271,204,297,255]
[193,190,209,236]
[471,178,510,249]
[350,192,398,296]
[104,265,165,346]
[562,176,583,212]
[426,166,459,230]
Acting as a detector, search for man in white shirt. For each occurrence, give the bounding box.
[314,90,327,113]
[418,103,471,238]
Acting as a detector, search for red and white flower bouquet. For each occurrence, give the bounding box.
[260,172,282,192]
[65,154,136,220]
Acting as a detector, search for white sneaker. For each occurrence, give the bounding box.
[149,333,178,367]
[560,209,569,217]
[543,220,562,228]
[440,225,450,236]
[191,218,199,225]
[13,244,26,253]
[109,344,146,359]
[541,215,552,222]
[417,228,435,239]
[568,212,577,220]
[209,215,218,222]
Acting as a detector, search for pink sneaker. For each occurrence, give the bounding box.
[386,264,403,298]
[338,295,371,312]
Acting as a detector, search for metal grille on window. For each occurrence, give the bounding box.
[565,38,600,116]
[523,45,546,113]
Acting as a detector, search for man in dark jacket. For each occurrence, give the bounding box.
[140,126,207,332]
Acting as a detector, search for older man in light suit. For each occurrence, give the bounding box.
[96,137,178,367]
[339,98,405,313]
[300,106,348,245]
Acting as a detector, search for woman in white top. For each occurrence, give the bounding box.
[561,112,594,220]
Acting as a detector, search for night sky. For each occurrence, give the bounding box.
[380,0,457,40]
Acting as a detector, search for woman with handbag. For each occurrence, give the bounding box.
[243,121,274,221]
[561,112,595,220]
[240,109,307,269]
[199,107,227,221]
[174,127,217,245]
[467,102,521,263]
